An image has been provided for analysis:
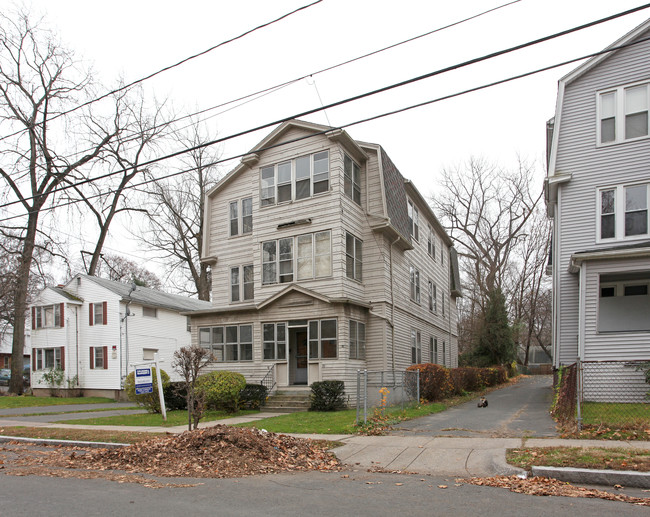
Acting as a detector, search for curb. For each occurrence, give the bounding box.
[0,435,128,449]
[531,466,650,488]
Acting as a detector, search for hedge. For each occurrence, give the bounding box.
[407,364,511,402]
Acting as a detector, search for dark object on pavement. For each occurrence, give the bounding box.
[477,397,488,408]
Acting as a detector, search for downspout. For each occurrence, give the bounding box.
[122,282,137,388]
[389,235,400,372]
[75,307,79,386]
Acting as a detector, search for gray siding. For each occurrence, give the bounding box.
[553,28,650,365]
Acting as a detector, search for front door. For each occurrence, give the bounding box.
[289,328,308,385]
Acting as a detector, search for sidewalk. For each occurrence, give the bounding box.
[2,407,650,487]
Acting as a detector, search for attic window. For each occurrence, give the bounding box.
[143,307,158,318]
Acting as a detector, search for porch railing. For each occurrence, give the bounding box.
[260,363,276,393]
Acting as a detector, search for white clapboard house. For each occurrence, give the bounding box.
[30,274,211,398]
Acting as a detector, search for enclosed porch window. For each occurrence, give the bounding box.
[598,272,650,332]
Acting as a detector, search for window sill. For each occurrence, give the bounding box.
[259,190,331,210]
[596,134,650,148]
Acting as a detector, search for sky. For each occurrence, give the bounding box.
[14,0,650,282]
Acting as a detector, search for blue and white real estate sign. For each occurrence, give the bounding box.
[135,367,153,395]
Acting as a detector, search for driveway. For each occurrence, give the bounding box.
[391,375,557,437]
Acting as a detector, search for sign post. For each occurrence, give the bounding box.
[131,354,167,422]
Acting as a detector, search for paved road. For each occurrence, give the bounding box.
[2,467,647,516]
[392,375,557,437]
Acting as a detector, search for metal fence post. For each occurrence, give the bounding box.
[363,369,368,424]
[576,358,583,431]
[417,368,420,404]
[356,369,360,425]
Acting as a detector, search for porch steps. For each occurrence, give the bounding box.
[264,388,311,413]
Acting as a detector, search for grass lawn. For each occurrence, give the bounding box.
[507,446,650,472]
[237,402,446,434]
[581,402,650,426]
[0,426,160,444]
[0,396,116,409]
[59,409,259,427]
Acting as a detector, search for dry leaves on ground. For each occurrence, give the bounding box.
[1,425,341,485]
[458,475,650,507]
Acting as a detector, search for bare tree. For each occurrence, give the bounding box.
[138,118,222,300]
[68,87,170,276]
[432,156,545,363]
[91,253,162,290]
[0,10,120,393]
[172,344,210,430]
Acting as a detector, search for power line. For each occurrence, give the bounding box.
[4,0,523,176]
[1,3,649,213]
[4,33,649,224]
[0,0,323,144]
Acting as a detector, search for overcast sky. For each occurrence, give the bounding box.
[19,0,650,280]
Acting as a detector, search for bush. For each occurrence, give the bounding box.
[124,368,170,413]
[196,371,246,413]
[484,366,508,386]
[164,381,188,411]
[310,380,346,411]
[407,363,453,402]
[240,384,268,409]
[449,367,486,395]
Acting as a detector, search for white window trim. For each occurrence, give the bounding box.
[34,304,61,329]
[230,264,254,303]
[596,81,650,147]
[229,197,253,237]
[409,265,421,303]
[349,320,366,360]
[199,324,253,362]
[407,199,419,241]
[343,154,361,205]
[345,232,362,282]
[259,151,330,207]
[262,322,287,361]
[411,329,421,364]
[596,183,649,243]
[262,231,332,285]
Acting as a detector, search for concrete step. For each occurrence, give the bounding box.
[264,389,311,413]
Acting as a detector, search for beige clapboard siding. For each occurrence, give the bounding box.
[198,123,458,394]
[554,29,650,365]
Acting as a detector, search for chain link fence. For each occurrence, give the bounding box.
[355,369,420,425]
[578,359,649,429]
[553,360,650,430]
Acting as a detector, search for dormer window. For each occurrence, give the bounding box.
[260,151,329,207]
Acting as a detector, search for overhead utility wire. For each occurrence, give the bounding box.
[2,2,649,212]
[0,0,323,144]
[11,0,522,171]
[5,34,649,223]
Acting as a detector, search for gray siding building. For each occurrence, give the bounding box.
[545,19,650,401]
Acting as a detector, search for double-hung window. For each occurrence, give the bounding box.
[33,304,63,329]
[430,337,438,364]
[409,265,420,303]
[428,281,436,312]
[598,184,649,241]
[349,320,365,360]
[411,329,421,364]
[264,231,332,284]
[34,347,63,370]
[199,324,252,362]
[89,302,107,326]
[231,265,254,302]
[407,199,419,241]
[260,151,329,206]
[229,197,253,237]
[344,154,361,205]
[345,232,362,281]
[598,82,649,144]
[308,319,337,359]
[427,225,435,258]
[263,323,287,360]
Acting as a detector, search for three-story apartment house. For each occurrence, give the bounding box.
[545,18,650,401]
[191,120,461,396]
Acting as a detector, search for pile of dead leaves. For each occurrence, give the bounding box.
[459,475,650,507]
[67,425,340,478]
